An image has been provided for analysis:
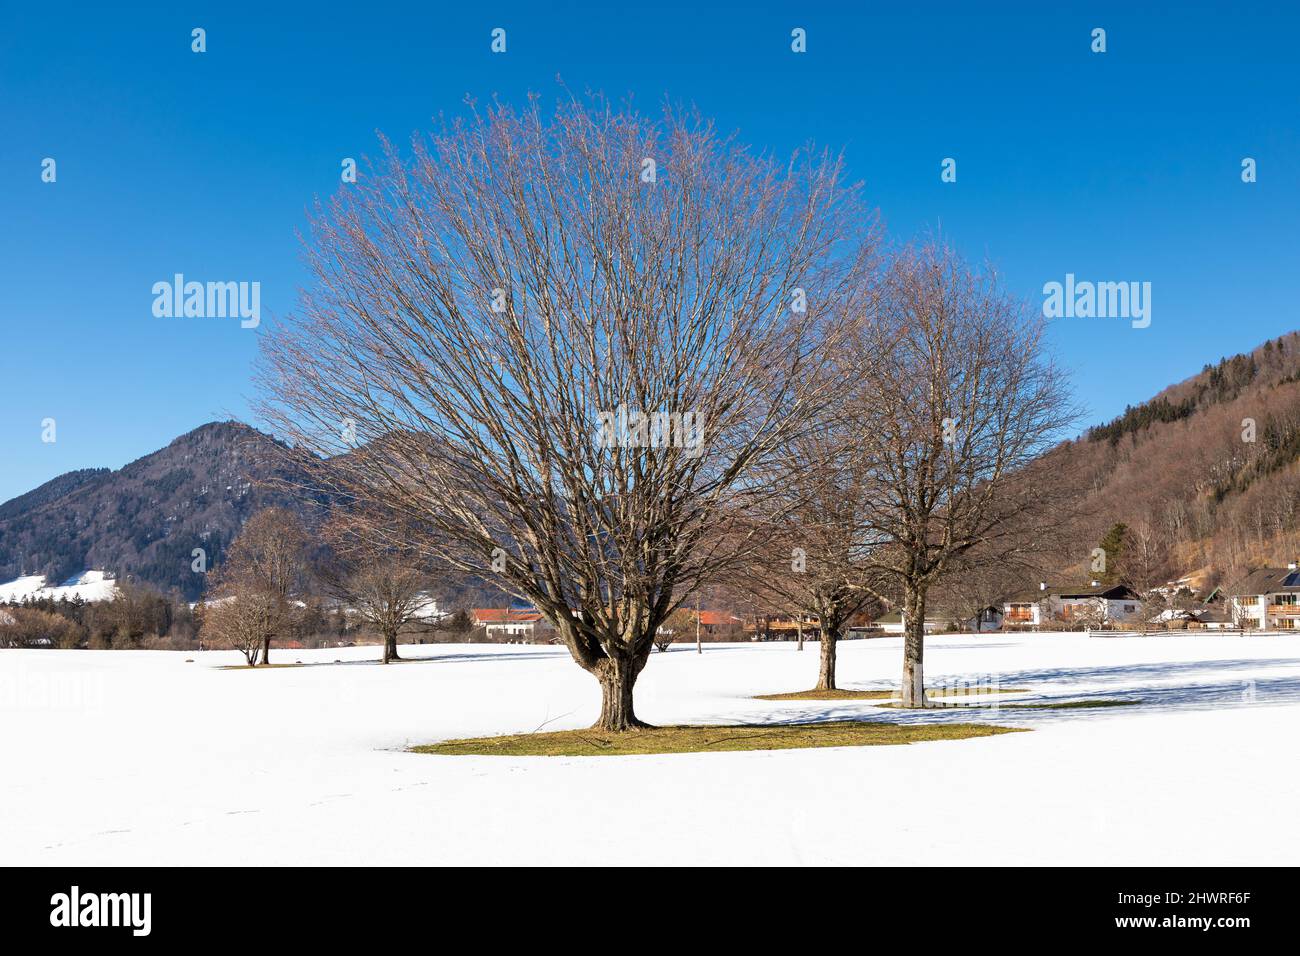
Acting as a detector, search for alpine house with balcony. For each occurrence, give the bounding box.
[1225,564,1300,629]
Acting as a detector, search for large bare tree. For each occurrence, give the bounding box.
[256,95,873,729]
[200,590,282,666]
[213,507,309,665]
[318,513,438,664]
[851,242,1076,707]
[343,561,437,663]
[734,423,886,691]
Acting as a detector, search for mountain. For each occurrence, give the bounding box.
[9,332,1300,608]
[0,468,110,522]
[0,422,324,601]
[1043,330,1300,594]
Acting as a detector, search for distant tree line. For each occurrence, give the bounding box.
[0,508,484,655]
[1087,397,1197,446]
[1087,354,1260,447]
[0,583,198,650]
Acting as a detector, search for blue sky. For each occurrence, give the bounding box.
[2,1,1297,503]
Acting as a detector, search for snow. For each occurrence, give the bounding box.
[0,570,117,603]
[410,595,446,621]
[2,631,1298,865]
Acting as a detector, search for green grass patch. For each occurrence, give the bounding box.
[217,662,306,670]
[755,686,1029,702]
[414,720,1027,757]
[756,688,898,701]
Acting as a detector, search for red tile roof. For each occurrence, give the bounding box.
[697,610,742,627]
[472,608,543,624]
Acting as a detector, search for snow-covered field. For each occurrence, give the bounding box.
[2,631,1298,865]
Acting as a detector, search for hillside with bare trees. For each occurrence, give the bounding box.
[1043,331,1300,593]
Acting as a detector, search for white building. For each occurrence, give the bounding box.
[471,608,551,642]
[1002,582,1142,628]
[1225,565,1300,630]
[875,604,1003,635]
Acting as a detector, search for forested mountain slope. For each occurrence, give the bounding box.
[0,422,322,600]
[1047,331,1300,592]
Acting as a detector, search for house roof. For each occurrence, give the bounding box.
[1224,567,1300,596]
[472,608,543,624]
[1003,583,1141,603]
[697,610,742,627]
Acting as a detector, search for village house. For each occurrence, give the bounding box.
[1151,605,1235,630]
[687,610,744,642]
[471,608,553,643]
[876,611,928,635]
[1192,607,1235,629]
[1001,582,1142,628]
[1225,564,1300,629]
[745,613,818,641]
[745,610,879,641]
[654,610,745,644]
[876,603,1003,635]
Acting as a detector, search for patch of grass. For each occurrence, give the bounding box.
[414,721,1027,757]
[217,662,306,670]
[756,688,898,701]
[755,686,1029,701]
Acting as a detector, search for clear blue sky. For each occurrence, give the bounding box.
[2,1,1297,504]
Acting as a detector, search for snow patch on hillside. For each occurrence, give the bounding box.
[0,570,118,603]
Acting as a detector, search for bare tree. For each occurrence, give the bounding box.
[1135,592,1168,633]
[1056,599,1108,631]
[0,607,85,649]
[654,607,695,652]
[936,550,1052,632]
[256,95,873,729]
[317,512,438,663]
[215,507,309,665]
[200,591,281,666]
[1119,516,1168,593]
[339,561,436,663]
[850,242,1076,707]
[734,427,885,691]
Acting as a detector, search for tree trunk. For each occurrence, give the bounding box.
[381,632,392,664]
[387,634,401,661]
[900,584,927,708]
[815,625,838,690]
[262,635,271,666]
[797,617,804,651]
[593,653,651,731]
